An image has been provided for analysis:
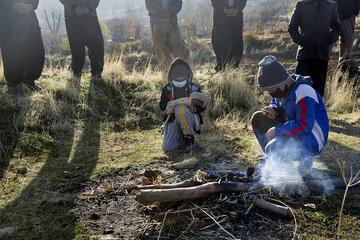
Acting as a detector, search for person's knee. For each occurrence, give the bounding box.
[174,104,188,116]
[251,111,265,128]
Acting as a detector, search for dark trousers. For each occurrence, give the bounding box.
[65,16,104,77]
[0,27,45,87]
[251,111,313,175]
[212,23,243,72]
[295,59,328,97]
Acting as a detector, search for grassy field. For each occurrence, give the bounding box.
[1,41,360,239]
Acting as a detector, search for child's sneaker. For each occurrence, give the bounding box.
[184,135,197,150]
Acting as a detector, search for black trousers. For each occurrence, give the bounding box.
[295,59,328,97]
[65,16,104,76]
[0,27,45,87]
[212,23,243,71]
[251,111,313,175]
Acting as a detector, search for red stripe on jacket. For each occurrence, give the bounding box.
[282,98,308,136]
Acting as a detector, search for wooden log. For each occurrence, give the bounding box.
[135,179,203,190]
[136,182,264,204]
[304,177,360,192]
[253,198,293,216]
[136,177,360,205]
[243,195,294,217]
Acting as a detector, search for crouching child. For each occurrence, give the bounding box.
[160,58,207,151]
[251,56,329,176]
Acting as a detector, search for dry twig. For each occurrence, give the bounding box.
[264,196,297,240]
[337,161,360,240]
[158,209,171,240]
[193,203,238,240]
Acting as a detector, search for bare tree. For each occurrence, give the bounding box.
[44,10,62,34]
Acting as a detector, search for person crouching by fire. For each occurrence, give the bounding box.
[159,58,207,152]
[251,56,329,176]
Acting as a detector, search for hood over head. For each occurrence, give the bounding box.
[290,74,313,89]
[168,58,193,87]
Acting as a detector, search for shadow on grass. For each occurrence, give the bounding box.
[0,97,29,179]
[330,118,360,138]
[321,138,360,174]
[0,78,125,239]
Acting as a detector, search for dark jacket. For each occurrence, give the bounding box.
[211,0,247,27]
[0,0,40,35]
[145,0,182,23]
[60,0,99,18]
[159,58,205,122]
[334,0,360,20]
[288,0,341,61]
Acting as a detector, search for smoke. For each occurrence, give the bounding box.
[259,137,334,196]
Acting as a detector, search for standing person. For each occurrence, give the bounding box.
[252,56,329,176]
[211,0,247,72]
[60,0,104,79]
[145,0,189,71]
[0,0,45,96]
[288,0,341,97]
[334,0,360,63]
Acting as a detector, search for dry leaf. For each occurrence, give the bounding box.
[141,177,152,185]
[133,172,139,179]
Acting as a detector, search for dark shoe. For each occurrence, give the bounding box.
[73,73,82,79]
[25,81,42,91]
[184,135,197,150]
[9,86,24,96]
[91,74,103,80]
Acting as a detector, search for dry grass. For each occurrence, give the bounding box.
[326,70,360,112]
[1,39,360,239]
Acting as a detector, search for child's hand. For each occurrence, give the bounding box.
[262,107,277,120]
[166,109,174,115]
[165,106,174,115]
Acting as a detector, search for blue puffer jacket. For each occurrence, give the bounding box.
[270,74,329,158]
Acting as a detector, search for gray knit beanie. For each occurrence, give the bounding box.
[257,56,291,91]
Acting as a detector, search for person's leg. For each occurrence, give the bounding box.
[65,17,86,77]
[163,121,182,152]
[212,25,232,72]
[251,111,278,152]
[150,22,172,71]
[229,24,244,69]
[0,31,26,92]
[23,27,45,89]
[168,22,190,63]
[339,16,356,63]
[295,60,311,77]
[85,17,104,78]
[264,136,302,162]
[296,59,326,96]
[175,105,198,149]
[312,59,328,97]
